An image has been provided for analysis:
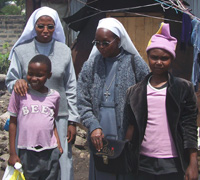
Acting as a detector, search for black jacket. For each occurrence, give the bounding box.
[124,72,198,173]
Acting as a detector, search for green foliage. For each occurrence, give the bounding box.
[0,43,10,74]
[16,0,25,13]
[0,4,21,15]
[0,0,25,15]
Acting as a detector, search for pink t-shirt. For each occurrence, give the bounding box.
[8,88,60,152]
[140,82,178,158]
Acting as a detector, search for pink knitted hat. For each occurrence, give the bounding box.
[146,22,177,59]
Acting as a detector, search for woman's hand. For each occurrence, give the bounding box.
[67,125,76,144]
[91,129,104,152]
[8,154,21,167]
[14,79,28,96]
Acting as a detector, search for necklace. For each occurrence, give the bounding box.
[104,74,116,101]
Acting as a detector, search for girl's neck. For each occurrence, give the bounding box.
[31,86,49,94]
[39,86,49,93]
[150,74,168,88]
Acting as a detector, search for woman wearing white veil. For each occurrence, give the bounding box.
[6,6,79,180]
[77,17,149,180]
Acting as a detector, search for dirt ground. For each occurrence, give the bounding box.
[0,90,90,180]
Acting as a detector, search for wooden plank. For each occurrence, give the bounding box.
[127,17,136,44]
[134,17,145,59]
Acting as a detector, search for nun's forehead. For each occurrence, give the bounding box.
[35,15,55,24]
[96,28,119,38]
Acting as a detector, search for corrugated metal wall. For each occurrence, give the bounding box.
[68,0,86,45]
[185,0,200,18]
[70,0,86,16]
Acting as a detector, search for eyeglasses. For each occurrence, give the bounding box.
[92,37,117,47]
[36,24,55,30]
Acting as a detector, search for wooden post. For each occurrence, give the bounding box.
[25,0,41,22]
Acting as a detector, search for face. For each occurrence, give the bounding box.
[27,62,52,93]
[94,28,120,58]
[35,16,55,43]
[148,48,173,76]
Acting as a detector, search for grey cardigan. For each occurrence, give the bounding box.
[77,50,149,140]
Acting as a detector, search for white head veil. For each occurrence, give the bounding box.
[9,6,65,60]
[88,17,141,60]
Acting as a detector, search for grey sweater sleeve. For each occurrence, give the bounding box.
[5,51,22,93]
[77,60,102,134]
[64,57,80,123]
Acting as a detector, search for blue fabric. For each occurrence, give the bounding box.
[181,13,192,50]
[99,53,119,140]
[191,18,200,89]
[4,118,10,131]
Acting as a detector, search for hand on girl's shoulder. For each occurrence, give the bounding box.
[13,79,28,97]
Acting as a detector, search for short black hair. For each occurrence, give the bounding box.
[29,54,51,73]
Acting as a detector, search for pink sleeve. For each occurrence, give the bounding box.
[7,91,20,116]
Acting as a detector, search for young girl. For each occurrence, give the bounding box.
[124,23,198,180]
[8,54,63,179]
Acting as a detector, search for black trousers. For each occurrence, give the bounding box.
[134,170,184,180]
[19,148,60,180]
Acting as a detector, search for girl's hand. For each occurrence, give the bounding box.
[14,79,28,96]
[125,125,134,141]
[57,143,63,154]
[91,129,104,152]
[8,154,20,167]
[185,161,198,180]
[185,149,198,180]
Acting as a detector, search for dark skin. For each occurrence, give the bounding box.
[27,62,52,93]
[8,116,20,166]
[35,16,55,43]
[91,28,121,151]
[148,48,172,86]
[95,28,121,58]
[8,62,63,166]
[13,16,76,144]
[126,48,198,180]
